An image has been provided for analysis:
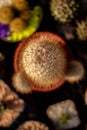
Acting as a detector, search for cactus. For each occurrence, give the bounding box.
[65,60,85,83]
[0,80,24,127]
[76,19,87,41]
[12,72,32,94]
[17,120,49,130]
[14,32,68,92]
[20,10,30,20]
[50,0,79,23]
[0,6,14,24]
[10,18,26,32]
[13,0,29,11]
[46,100,81,129]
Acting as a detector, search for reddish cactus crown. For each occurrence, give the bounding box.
[14,32,68,92]
[17,120,49,130]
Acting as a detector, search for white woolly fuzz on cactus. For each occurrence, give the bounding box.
[65,60,85,83]
[17,34,67,89]
[12,72,32,94]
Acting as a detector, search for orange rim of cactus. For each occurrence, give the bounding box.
[14,32,67,92]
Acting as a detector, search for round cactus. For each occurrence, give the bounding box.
[0,6,14,24]
[13,0,29,11]
[20,10,30,20]
[13,32,68,92]
[10,18,26,32]
[50,0,79,23]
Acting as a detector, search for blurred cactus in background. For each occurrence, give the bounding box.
[50,0,79,23]
[76,19,87,41]
[61,23,75,40]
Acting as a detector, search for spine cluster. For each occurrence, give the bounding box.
[50,0,79,23]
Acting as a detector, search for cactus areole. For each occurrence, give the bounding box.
[14,32,69,92]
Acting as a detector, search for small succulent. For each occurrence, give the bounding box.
[50,0,79,23]
[12,72,32,94]
[76,19,87,41]
[13,0,29,11]
[10,18,26,32]
[65,60,85,83]
[46,100,81,129]
[0,6,14,24]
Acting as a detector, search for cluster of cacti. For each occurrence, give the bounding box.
[0,0,42,42]
[0,0,30,32]
[76,19,87,41]
[50,0,79,23]
[0,0,87,129]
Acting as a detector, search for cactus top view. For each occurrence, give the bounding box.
[13,32,84,93]
[50,0,79,23]
[0,0,42,42]
[13,32,68,92]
